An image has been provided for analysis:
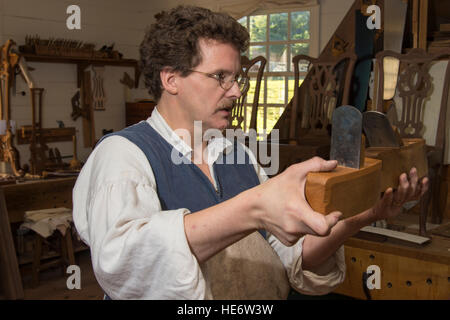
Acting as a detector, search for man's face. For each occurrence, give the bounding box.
[177,39,242,132]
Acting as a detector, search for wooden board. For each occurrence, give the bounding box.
[0,189,24,299]
[334,224,450,300]
[17,127,76,144]
[334,243,449,300]
[365,138,428,191]
[360,226,430,245]
[2,177,76,224]
[419,0,429,50]
[305,157,382,218]
[125,101,156,127]
[81,70,95,148]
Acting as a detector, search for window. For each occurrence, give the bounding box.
[238,6,318,135]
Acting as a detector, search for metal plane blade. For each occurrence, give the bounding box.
[330,105,363,169]
[363,111,401,147]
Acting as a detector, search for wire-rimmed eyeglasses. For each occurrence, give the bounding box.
[188,70,249,93]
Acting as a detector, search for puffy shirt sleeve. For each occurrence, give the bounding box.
[72,136,208,299]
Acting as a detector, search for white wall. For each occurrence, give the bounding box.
[319,0,354,52]
[0,0,156,165]
[0,0,358,167]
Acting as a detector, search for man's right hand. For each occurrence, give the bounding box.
[249,157,342,246]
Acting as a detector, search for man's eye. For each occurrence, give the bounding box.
[217,73,226,81]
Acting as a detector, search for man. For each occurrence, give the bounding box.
[72,6,428,299]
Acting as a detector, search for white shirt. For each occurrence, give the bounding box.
[72,107,346,299]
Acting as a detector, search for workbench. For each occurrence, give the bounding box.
[0,177,77,299]
[334,213,450,300]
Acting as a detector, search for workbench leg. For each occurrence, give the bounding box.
[31,234,43,288]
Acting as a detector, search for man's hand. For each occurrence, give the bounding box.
[250,157,342,246]
[369,167,429,222]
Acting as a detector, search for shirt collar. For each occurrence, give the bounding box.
[146,106,233,163]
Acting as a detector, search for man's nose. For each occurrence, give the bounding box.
[226,81,242,99]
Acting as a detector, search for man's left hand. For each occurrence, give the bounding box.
[369,167,429,222]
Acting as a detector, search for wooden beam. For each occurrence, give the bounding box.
[0,189,24,299]
[412,0,419,48]
[81,70,96,148]
[17,127,76,144]
[418,0,429,50]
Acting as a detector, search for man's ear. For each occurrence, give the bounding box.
[160,68,179,95]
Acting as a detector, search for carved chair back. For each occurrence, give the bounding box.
[230,55,266,131]
[375,49,450,160]
[289,52,357,141]
[375,48,450,227]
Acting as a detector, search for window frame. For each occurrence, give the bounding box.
[238,5,319,134]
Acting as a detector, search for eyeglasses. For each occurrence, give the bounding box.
[188,70,249,93]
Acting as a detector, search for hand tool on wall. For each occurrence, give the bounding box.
[69,134,81,170]
[82,70,96,147]
[0,40,29,177]
[120,72,135,89]
[70,91,85,120]
[29,87,48,175]
[71,69,96,148]
[92,66,106,111]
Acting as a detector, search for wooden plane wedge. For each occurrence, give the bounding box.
[363,111,428,192]
[363,111,402,148]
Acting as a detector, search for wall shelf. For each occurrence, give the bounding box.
[20,53,140,88]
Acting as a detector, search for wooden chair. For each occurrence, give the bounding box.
[229,55,266,131]
[289,51,357,144]
[31,225,76,288]
[374,48,450,235]
[266,52,357,175]
[0,177,79,295]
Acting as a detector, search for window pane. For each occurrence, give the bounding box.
[290,43,310,71]
[248,46,266,72]
[238,16,247,27]
[250,15,267,42]
[288,76,304,103]
[267,76,285,104]
[256,107,265,133]
[266,107,285,133]
[245,106,265,133]
[269,45,287,72]
[245,106,251,131]
[291,43,310,56]
[291,11,310,40]
[249,45,266,59]
[246,78,265,106]
[288,76,295,103]
[269,13,288,41]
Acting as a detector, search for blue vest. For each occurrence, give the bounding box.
[99,121,265,300]
[100,121,262,222]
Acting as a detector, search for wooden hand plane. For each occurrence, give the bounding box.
[305,105,382,218]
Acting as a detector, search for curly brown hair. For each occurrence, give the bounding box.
[139,5,249,101]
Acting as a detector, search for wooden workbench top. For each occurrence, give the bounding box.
[1,177,77,224]
[347,213,450,265]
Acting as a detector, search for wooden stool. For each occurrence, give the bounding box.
[31,226,76,288]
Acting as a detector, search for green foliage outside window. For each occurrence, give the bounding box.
[238,10,311,134]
